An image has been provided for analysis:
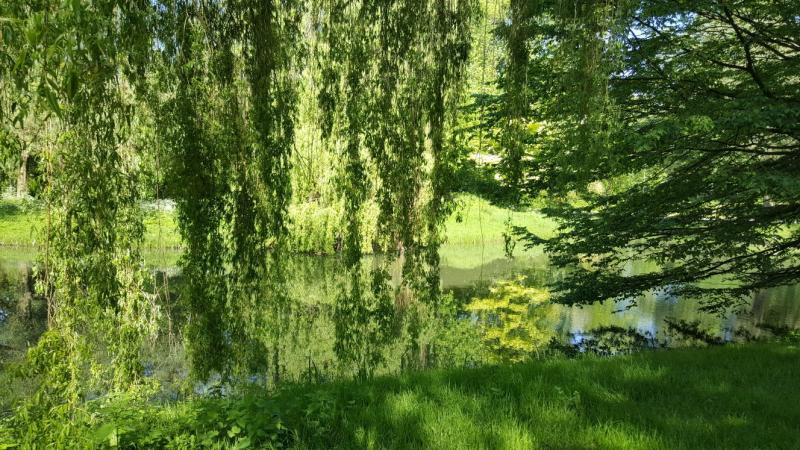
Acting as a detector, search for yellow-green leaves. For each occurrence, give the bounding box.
[467,276,555,362]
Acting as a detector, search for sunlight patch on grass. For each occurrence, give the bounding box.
[444,195,557,246]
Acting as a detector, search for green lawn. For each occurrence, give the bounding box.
[0,195,556,252]
[445,194,557,246]
[0,199,182,249]
[277,343,799,449]
[0,201,41,247]
[6,343,796,449]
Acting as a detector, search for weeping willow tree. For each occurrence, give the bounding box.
[136,0,477,380]
[0,0,302,409]
[1,2,480,428]
[0,1,157,426]
[146,0,479,382]
[150,0,305,382]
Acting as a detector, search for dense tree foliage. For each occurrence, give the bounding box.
[1,2,155,421]
[2,0,799,445]
[313,0,477,376]
[0,0,479,422]
[505,0,800,312]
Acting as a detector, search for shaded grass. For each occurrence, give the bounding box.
[0,194,556,252]
[276,343,799,449]
[8,343,796,449]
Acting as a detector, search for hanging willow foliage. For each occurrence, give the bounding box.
[155,0,303,382]
[0,1,156,419]
[3,0,478,399]
[313,0,477,374]
[497,0,529,202]
[497,0,629,194]
[158,1,230,380]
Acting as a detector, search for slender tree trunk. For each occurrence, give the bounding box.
[16,148,29,197]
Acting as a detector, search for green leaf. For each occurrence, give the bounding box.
[92,424,116,445]
[40,86,61,118]
[233,436,252,449]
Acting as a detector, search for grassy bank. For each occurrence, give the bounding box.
[0,195,556,252]
[445,195,556,245]
[0,200,183,249]
[4,343,797,449]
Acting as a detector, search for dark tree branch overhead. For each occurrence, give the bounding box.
[721,6,774,99]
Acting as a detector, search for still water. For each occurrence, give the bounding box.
[1,244,798,393]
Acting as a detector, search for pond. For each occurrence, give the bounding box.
[1,244,798,399]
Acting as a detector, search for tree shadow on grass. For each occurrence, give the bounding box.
[281,344,799,449]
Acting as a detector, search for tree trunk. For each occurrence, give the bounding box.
[16,148,29,197]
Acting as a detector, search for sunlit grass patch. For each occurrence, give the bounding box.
[444,194,557,246]
[0,194,557,254]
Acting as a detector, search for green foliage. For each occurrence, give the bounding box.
[664,319,725,347]
[2,392,291,449]
[5,0,798,446]
[144,0,308,382]
[755,323,800,344]
[333,266,397,379]
[505,0,800,311]
[311,0,480,377]
[467,276,556,362]
[1,0,157,422]
[0,129,22,190]
[578,326,659,356]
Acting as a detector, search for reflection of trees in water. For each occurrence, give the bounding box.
[0,262,47,380]
[467,277,556,362]
[560,283,800,345]
[751,285,800,329]
[2,254,799,387]
[333,267,396,379]
[189,256,800,380]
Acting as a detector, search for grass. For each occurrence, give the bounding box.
[445,195,557,246]
[276,343,799,449]
[0,194,557,252]
[6,343,797,449]
[0,199,182,249]
[0,201,41,247]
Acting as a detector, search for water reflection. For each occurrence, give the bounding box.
[0,246,798,393]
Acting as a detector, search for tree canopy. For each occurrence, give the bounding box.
[504,0,800,312]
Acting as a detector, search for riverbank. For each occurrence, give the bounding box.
[0,194,555,253]
[3,343,797,449]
